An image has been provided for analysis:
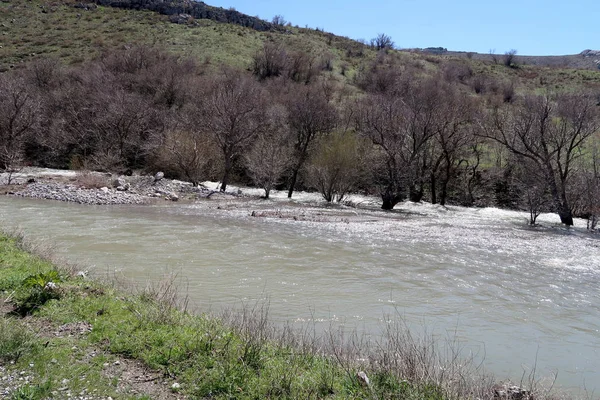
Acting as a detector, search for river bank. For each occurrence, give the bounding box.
[0,168,228,205]
[2,167,594,231]
[0,232,541,400]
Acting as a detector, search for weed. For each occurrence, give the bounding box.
[13,270,62,316]
[9,381,52,400]
[0,318,37,363]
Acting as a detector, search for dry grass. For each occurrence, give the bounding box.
[74,170,109,189]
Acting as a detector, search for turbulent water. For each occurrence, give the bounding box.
[1,195,599,394]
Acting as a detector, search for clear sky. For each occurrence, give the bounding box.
[207,0,598,56]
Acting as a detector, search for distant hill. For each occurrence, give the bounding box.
[86,0,600,71]
[408,48,600,70]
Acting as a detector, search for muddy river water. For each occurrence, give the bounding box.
[1,195,599,393]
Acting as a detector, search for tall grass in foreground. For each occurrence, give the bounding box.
[0,230,578,399]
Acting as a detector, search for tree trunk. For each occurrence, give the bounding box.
[409,184,423,202]
[381,196,395,210]
[430,173,437,205]
[440,179,448,206]
[221,156,232,192]
[381,189,401,210]
[557,205,574,226]
[543,162,573,226]
[439,158,452,206]
[287,167,299,198]
[466,172,476,206]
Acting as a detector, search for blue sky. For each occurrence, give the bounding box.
[207,0,598,56]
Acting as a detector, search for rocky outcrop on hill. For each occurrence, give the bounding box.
[580,50,600,69]
[90,0,278,31]
[580,49,600,57]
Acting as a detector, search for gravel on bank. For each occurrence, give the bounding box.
[13,182,148,205]
[1,169,227,205]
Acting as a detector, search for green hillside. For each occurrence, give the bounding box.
[2,0,600,92]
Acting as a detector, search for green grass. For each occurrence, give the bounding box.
[0,0,374,76]
[0,232,452,399]
[0,0,264,71]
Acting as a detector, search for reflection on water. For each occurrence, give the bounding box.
[1,196,599,393]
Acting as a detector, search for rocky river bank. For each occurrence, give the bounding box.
[0,168,227,205]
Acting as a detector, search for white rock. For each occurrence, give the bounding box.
[356,371,370,387]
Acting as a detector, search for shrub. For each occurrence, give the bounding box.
[74,170,109,189]
[14,270,62,316]
[504,49,518,68]
[0,318,37,362]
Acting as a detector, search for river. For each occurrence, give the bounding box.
[1,195,599,394]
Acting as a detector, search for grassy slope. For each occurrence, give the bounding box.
[0,0,370,74]
[0,233,449,399]
[2,0,600,94]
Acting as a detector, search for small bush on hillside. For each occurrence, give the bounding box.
[504,49,518,68]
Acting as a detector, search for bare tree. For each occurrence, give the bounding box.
[489,49,499,65]
[354,59,403,94]
[456,142,484,206]
[306,130,365,202]
[396,78,447,203]
[201,71,268,192]
[356,76,474,209]
[582,173,600,230]
[356,88,408,209]
[574,141,600,230]
[503,49,518,68]
[25,57,63,91]
[88,88,159,171]
[286,51,318,84]
[252,42,287,80]
[285,84,338,198]
[0,76,38,182]
[428,85,476,205]
[101,45,198,109]
[244,104,293,198]
[371,33,394,51]
[157,128,217,187]
[52,73,102,169]
[480,93,600,225]
[271,15,287,26]
[514,158,553,225]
